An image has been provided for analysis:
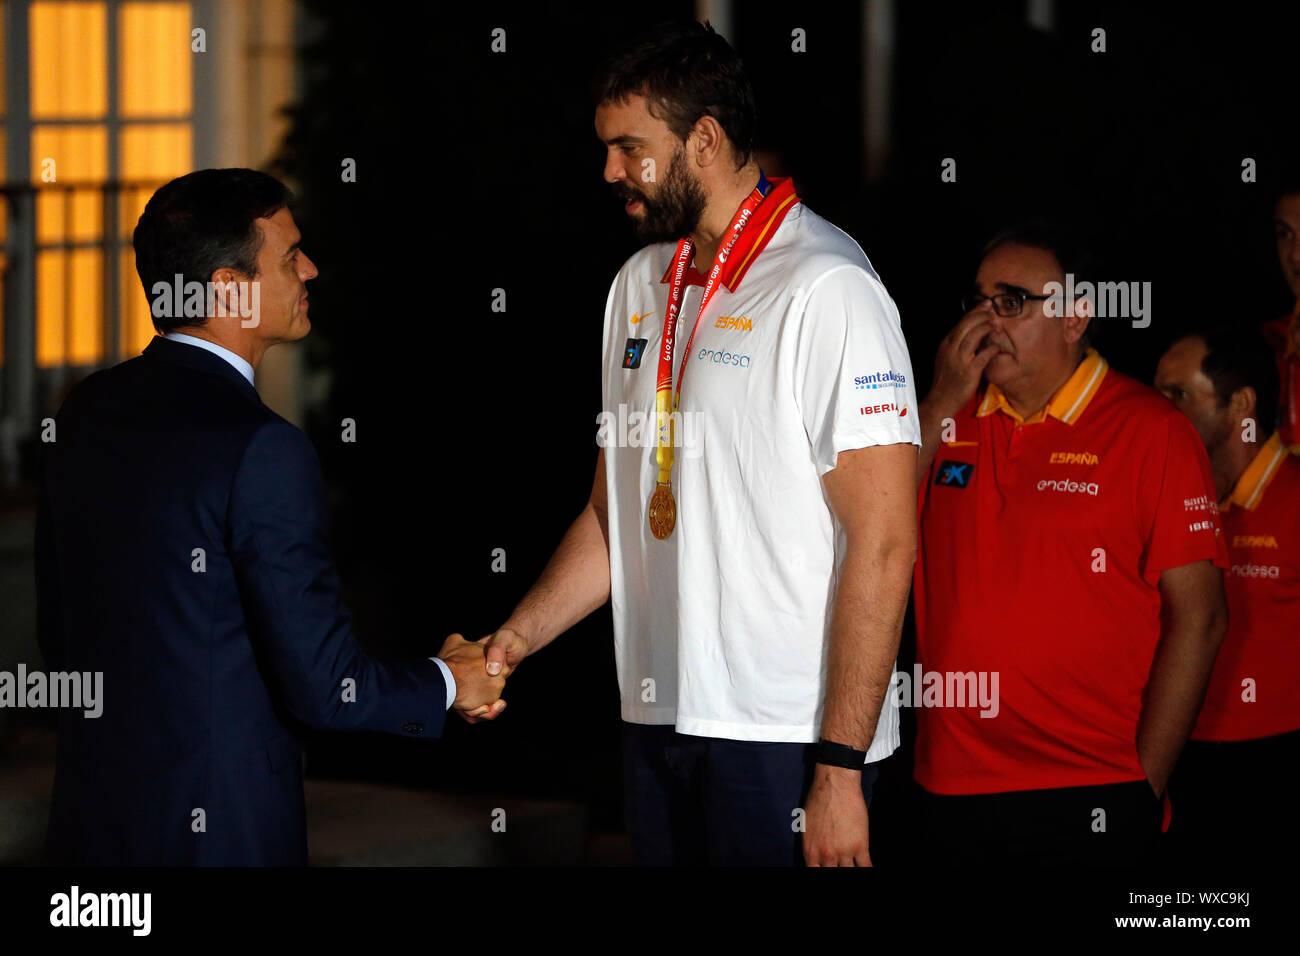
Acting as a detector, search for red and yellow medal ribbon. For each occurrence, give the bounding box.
[648,175,801,538]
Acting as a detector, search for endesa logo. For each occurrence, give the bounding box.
[1230,563,1281,579]
[1037,478,1100,496]
[697,347,751,369]
[854,369,907,390]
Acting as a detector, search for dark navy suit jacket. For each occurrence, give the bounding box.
[35,335,447,865]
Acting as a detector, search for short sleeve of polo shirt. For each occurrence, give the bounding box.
[1139,411,1229,585]
[794,265,921,475]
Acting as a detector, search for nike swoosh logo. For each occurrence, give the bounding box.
[630,311,655,325]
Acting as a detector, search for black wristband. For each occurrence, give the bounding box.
[815,738,867,771]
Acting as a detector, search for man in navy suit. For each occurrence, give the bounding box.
[35,168,506,865]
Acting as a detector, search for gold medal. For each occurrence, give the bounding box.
[648,481,677,539]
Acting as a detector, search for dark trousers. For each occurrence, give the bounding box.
[621,721,880,866]
[1164,727,1300,869]
[920,779,1162,866]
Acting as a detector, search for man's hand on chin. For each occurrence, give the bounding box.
[437,633,509,724]
[803,764,871,867]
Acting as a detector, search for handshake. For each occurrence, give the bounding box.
[435,629,528,724]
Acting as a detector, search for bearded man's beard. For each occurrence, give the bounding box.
[614,146,707,245]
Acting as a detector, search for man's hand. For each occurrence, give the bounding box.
[483,626,530,678]
[917,309,999,480]
[930,307,999,411]
[437,633,508,724]
[802,765,871,866]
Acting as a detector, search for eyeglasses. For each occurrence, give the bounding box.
[961,291,1054,318]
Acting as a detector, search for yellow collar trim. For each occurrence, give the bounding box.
[976,348,1109,426]
[1225,431,1287,511]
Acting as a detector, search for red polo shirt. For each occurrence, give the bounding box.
[914,350,1228,794]
[1193,432,1300,741]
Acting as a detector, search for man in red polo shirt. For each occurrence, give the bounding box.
[1155,326,1300,866]
[912,223,1229,865]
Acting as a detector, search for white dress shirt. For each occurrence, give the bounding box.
[164,331,255,386]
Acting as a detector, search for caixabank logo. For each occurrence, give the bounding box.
[934,460,974,488]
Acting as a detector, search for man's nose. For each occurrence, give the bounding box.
[603,151,625,185]
[300,253,319,280]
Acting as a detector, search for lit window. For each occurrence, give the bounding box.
[26,1,193,368]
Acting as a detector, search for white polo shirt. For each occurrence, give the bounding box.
[598,194,920,758]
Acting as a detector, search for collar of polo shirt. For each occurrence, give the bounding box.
[658,177,800,294]
[1223,430,1288,512]
[975,347,1109,426]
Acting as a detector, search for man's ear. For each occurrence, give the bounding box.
[209,267,242,318]
[1230,384,1257,425]
[689,114,727,169]
[1061,293,1093,345]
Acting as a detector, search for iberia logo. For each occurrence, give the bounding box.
[630,311,655,325]
[900,403,909,417]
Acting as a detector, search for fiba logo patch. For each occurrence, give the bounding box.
[622,338,648,369]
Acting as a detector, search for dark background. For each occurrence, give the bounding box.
[262,0,1300,861]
